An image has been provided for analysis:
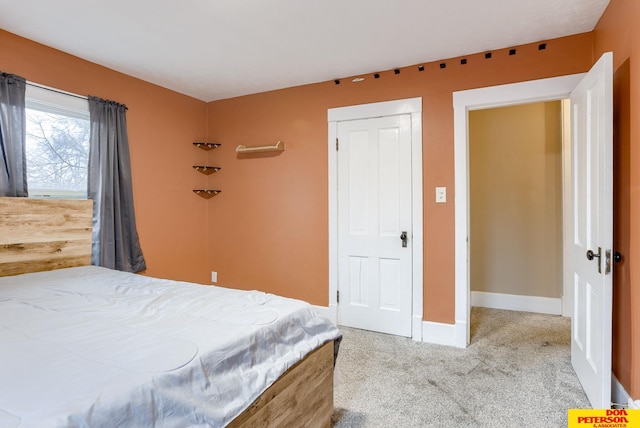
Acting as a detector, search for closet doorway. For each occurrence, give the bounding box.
[468,101,567,324]
[454,54,614,408]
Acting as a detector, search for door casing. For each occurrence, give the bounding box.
[453,74,586,348]
[328,97,423,340]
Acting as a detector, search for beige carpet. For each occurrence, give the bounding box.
[332,307,590,427]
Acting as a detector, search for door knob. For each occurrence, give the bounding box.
[400,231,408,248]
[586,247,602,273]
[586,249,601,261]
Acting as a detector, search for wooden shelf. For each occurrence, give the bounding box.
[193,142,221,151]
[193,142,221,197]
[236,140,285,153]
[193,189,222,199]
[193,165,221,175]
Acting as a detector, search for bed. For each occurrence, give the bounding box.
[0,197,341,428]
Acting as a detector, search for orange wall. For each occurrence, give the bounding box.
[0,29,210,283]
[593,0,640,399]
[2,6,635,399]
[206,33,594,320]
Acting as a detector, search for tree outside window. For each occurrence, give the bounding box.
[25,108,89,198]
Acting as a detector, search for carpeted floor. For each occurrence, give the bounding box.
[332,307,590,427]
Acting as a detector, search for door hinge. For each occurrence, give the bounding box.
[337,290,340,303]
[336,138,339,151]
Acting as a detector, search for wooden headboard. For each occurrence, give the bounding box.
[0,197,93,277]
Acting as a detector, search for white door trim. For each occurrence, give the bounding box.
[453,74,585,348]
[328,97,423,340]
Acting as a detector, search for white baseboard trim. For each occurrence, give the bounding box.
[313,305,337,325]
[325,309,467,348]
[612,373,635,407]
[422,320,467,348]
[471,291,562,315]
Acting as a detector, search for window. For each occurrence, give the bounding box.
[25,84,90,199]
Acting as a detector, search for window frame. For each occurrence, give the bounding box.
[25,83,90,199]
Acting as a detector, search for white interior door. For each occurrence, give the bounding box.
[570,52,613,409]
[337,114,412,337]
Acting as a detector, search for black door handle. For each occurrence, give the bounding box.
[586,249,601,261]
[586,247,602,273]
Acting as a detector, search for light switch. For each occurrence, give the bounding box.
[435,187,446,203]
[211,271,218,282]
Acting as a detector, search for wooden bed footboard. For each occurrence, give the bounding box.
[229,340,335,428]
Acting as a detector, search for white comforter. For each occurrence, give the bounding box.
[0,266,340,427]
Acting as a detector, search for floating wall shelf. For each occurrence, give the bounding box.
[193,142,221,151]
[192,165,221,175]
[193,142,221,198]
[236,140,285,153]
[193,189,222,199]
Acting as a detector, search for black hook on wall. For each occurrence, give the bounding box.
[331,41,550,86]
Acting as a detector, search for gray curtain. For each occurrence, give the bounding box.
[88,96,146,272]
[0,72,27,197]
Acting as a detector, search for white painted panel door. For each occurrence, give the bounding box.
[570,52,613,409]
[337,115,412,337]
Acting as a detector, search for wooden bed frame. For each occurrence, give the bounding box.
[0,197,335,428]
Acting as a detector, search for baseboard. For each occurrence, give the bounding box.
[313,305,337,325]
[326,310,467,349]
[471,291,562,315]
[422,320,467,348]
[612,373,636,408]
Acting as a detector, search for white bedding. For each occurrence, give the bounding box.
[0,266,340,427]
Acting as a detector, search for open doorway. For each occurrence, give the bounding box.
[468,101,567,341]
[454,54,614,408]
[452,73,586,350]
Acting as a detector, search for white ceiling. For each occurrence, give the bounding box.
[0,0,610,102]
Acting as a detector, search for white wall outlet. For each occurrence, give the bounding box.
[435,186,447,203]
[211,271,218,283]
